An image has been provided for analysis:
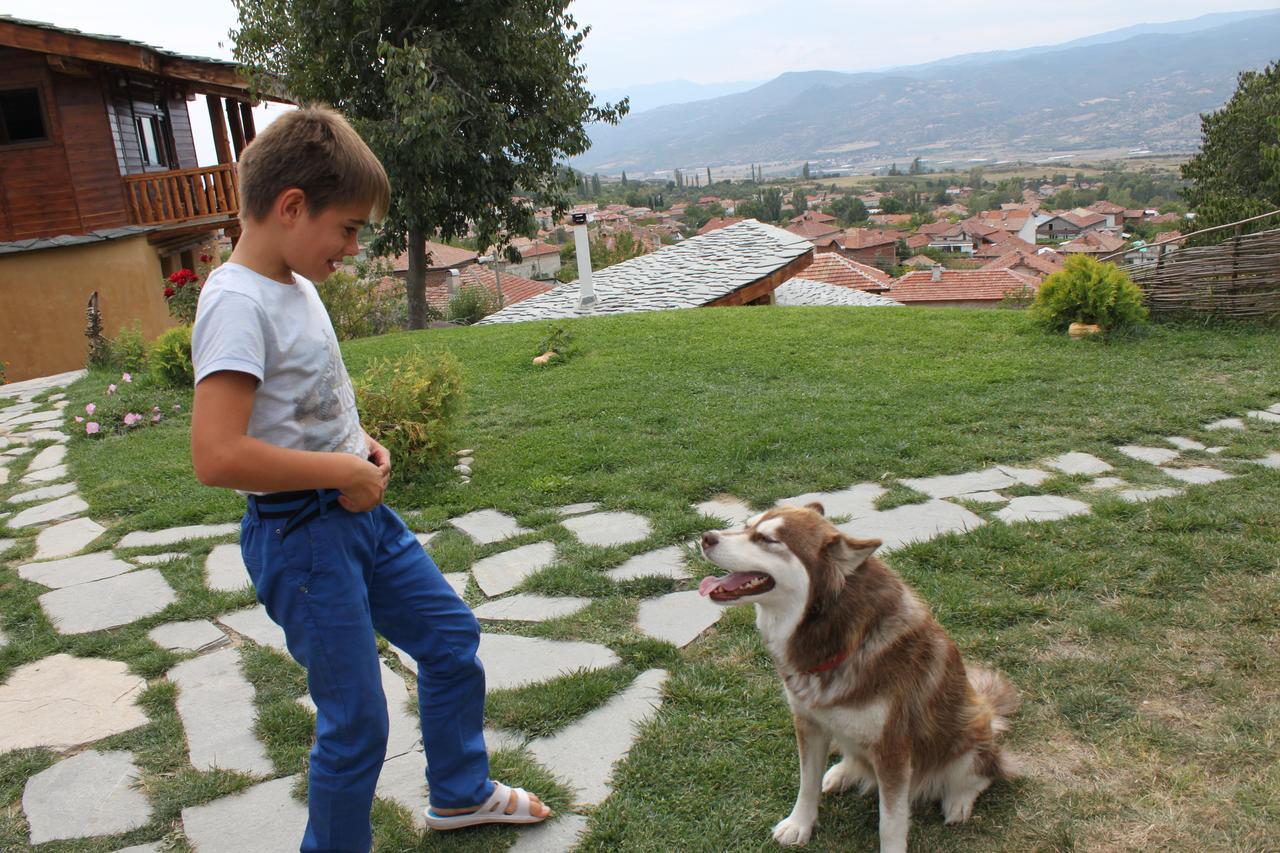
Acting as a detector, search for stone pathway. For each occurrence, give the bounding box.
[3,370,1279,850]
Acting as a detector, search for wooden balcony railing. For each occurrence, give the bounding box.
[123,163,239,226]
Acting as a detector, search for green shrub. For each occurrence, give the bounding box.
[315,263,409,340]
[446,284,500,325]
[111,321,149,372]
[1030,255,1148,332]
[148,325,194,387]
[354,351,464,472]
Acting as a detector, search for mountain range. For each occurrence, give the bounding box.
[574,9,1280,175]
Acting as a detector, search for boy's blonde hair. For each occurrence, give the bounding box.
[237,105,390,222]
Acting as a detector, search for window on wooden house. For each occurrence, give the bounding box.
[135,114,174,167]
[0,88,48,145]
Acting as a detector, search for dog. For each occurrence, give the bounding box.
[699,503,1018,852]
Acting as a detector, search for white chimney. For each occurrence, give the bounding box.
[571,212,596,306]
[447,268,460,296]
[931,264,943,282]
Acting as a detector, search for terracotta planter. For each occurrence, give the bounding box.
[1068,322,1101,339]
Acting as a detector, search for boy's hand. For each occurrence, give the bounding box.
[338,455,386,513]
[365,432,391,492]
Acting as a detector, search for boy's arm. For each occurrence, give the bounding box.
[192,371,385,511]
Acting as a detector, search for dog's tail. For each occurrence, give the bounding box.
[966,665,1020,735]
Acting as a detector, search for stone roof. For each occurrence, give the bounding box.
[0,225,156,256]
[478,219,812,325]
[775,279,904,307]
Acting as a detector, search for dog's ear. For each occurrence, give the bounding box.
[805,501,826,517]
[822,533,881,574]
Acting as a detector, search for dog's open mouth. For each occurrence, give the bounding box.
[698,571,776,601]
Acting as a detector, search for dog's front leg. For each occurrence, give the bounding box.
[871,736,912,853]
[773,715,831,846]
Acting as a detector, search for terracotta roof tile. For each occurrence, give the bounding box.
[888,269,1038,303]
[839,228,898,249]
[389,241,478,272]
[698,217,744,235]
[797,252,892,291]
[425,265,555,311]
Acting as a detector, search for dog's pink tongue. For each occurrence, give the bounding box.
[698,575,723,597]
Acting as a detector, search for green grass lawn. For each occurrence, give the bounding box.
[3,306,1279,851]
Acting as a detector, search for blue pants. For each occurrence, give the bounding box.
[241,489,493,853]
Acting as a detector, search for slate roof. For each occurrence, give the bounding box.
[478,219,812,325]
[0,225,156,256]
[775,279,904,307]
[0,14,235,67]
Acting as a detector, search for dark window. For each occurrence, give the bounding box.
[0,88,48,144]
[135,114,174,167]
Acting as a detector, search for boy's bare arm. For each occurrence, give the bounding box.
[192,371,385,510]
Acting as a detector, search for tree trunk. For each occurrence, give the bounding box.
[406,227,428,329]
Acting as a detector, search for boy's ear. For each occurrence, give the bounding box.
[276,188,307,225]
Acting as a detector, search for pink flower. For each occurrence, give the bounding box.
[122,372,132,383]
[75,415,84,423]
[173,404,182,411]
[123,412,142,427]
[107,384,117,395]
[85,403,96,415]
[152,413,162,423]
[86,422,100,435]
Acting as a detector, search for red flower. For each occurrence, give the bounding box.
[199,254,212,263]
[164,286,175,298]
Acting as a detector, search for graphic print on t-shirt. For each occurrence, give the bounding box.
[292,333,364,455]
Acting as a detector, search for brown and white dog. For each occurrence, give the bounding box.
[699,503,1018,852]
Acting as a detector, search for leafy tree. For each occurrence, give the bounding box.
[830,195,867,226]
[736,198,765,220]
[591,173,602,197]
[1182,60,1280,242]
[232,0,626,328]
[790,189,807,215]
[621,171,628,186]
[802,161,811,179]
[887,163,901,176]
[758,187,784,223]
[706,166,712,185]
[909,157,923,175]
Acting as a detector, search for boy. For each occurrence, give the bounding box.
[191,106,549,852]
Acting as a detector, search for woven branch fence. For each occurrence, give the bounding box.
[1122,225,1280,320]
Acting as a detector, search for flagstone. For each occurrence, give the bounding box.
[1269,402,1280,414]
[1204,417,1245,431]
[415,531,436,548]
[0,401,39,420]
[4,409,62,428]
[0,464,7,485]
[0,369,84,397]
[1246,452,1280,469]
[901,468,1017,499]
[116,523,239,549]
[19,551,133,589]
[510,814,590,853]
[219,604,288,652]
[1120,487,1183,503]
[561,510,653,547]
[3,444,34,456]
[958,491,1008,504]
[449,509,530,544]
[837,500,985,552]
[1117,445,1180,465]
[7,481,76,504]
[392,633,619,692]
[693,495,755,528]
[375,749,430,826]
[557,501,601,517]
[110,844,162,853]
[148,620,228,653]
[23,750,152,844]
[996,464,1052,486]
[39,569,176,634]
[471,541,558,597]
[25,443,66,471]
[170,648,273,775]
[1162,466,1234,485]
[1044,452,1113,476]
[34,516,106,560]
[636,589,724,648]
[181,775,307,853]
[472,594,591,622]
[21,463,69,484]
[1165,436,1206,451]
[0,537,15,557]
[205,543,250,592]
[132,552,188,565]
[441,572,469,597]
[0,654,147,751]
[15,429,70,443]
[1083,477,1128,491]
[528,668,668,805]
[1205,446,1226,454]
[775,483,884,518]
[995,496,1092,524]
[605,545,690,582]
[1246,409,1280,424]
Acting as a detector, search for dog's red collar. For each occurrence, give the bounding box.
[806,649,851,674]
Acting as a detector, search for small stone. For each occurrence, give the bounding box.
[1117,445,1180,466]
[133,552,187,565]
[1204,417,1245,431]
[1120,487,1182,503]
[561,510,653,547]
[449,509,530,544]
[837,500,985,553]
[556,501,601,517]
[636,589,726,648]
[170,648,273,775]
[181,775,307,853]
[6,481,76,504]
[775,483,883,517]
[1044,452,1113,476]
[456,448,475,456]
[900,469,1017,499]
[116,523,239,549]
[0,654,148,751]
[21,463,69,484]
[205,543,251,592]
[509,814,590,853]
[995,496,1092,524]
[471,541,558,597]
[40,569,177,633]
[148,620,227,652]
[1246,409,1280,424]
[23,750,152,843]
[458,456,475,466]
[1165,436,1206,451]
[606,545,690,582]
[219,604,288,652]
[18,551,133,589]
[1162,466,1233,485]
[692,495,755,528]
[454,463,473,476]
[33,516,106,560]
[472,594,591,622]
[7,494,87,528]
[460,476,472,485]
[1083,477,1128,491]
[391,633,619,692]
[24,443,66,472]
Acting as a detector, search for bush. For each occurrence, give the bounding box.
[111,321,149,373]
[354,351,464,472]
[315,262,409,340]
[446,284,500,325]
[163,268,203,324]
[148,325,194,387]
[1030,255,1148,332]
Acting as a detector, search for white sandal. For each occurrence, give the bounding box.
[423,781,550,830]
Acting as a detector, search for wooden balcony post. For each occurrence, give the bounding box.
[206,94,233,165]
[225,99,246,160]
[240,101,256,143]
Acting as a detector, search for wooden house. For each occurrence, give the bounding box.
[0,15,290,381]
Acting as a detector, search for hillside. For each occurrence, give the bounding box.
[574,11,1280,174]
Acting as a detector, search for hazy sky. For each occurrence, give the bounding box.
[5,0,1277,158]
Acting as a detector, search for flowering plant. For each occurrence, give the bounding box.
[75,372,187,440]
[163,267,203,323]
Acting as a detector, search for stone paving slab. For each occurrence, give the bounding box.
[996,465,1052,486]
[472,594,591,622]
[375,749,429,827]
[415,531,436,548]
[219,605,288,652]
[1247,452,1280,469]
[0,463,8,485]
[472,541,558,597]
[995,496,1092,524]
[510,814,590,853]
[25,443,67,471]
[110,843,162,853]
[0,654,148,751]
[7,481,76,504]
[1083,477,1128,491]
[441,572,469,597]
[34,516,106,560]
[1166,436,1206,451]
[148,620,228,653]
[205,543,251,592]
[132,552,188,565]
[693,495,755,528]
[449,509,530,544]
[181,774,307,853]
[2,444,35,456]
[12,429,71,444]
[838,500,985,552]
[901,468,1017,499]
[1162,466,1234,485]
[605,545,690,582]
[0,370,85,397]
[39,569,177,634]
[960,491,1008,504]
[1117,445,1180,465]
[19,551,135,589]
[1205,417,1245,431]
[23,750,152,844]
[3,409,62,428]
[776,483,883,518]
[557,502,601,517]
[636,589,726,648]
[117,523,239,549]
[1120,487,1183,503]
[21,463,70,484]
[528,668,668,806]
[0,537,16,558]
[170,647,273,775]
[1246,409,1280,424]
[1044,452,1113,476]
[379,659,423,759]
[1205,446,1227,454]
[561,511,653,547]
[8,494,88,528]
[392,633,620,692]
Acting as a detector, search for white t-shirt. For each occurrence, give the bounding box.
[192,262,366,460]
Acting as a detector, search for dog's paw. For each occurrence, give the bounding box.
[772,816,814,846]
[942,792,977,824]
[822,759,873,794]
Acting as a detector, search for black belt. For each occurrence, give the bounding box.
[248,489,341,540]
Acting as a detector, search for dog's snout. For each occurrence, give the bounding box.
[701,530,720,550]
